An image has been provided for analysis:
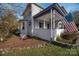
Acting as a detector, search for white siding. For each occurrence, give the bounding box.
[24,15,31,20]
[33,29,51,41]
[34,20,39,29]
[32,4,43,16]
[55,10,65,21]
[20,21,27,35]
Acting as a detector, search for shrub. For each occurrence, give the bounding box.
[56,32,78,44]
[0,9,19,42]
[11,29,20,36]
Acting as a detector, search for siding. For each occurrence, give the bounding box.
[33,29,51,41]
[32,4,43,16]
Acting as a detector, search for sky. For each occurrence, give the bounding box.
[39,3,79,12]
[0,3,79,19]
[15,3,79,16]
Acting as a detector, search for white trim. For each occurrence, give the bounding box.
[53,10,55,29]
[53,10,56,41]
[51,9,53,40]
[43,19,46,29]
[51,9,56,41]
[31,16,34,35]
[31,4,34,35]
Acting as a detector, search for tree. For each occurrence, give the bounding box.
[0,21,9,41]
[73,10,79,30]
[73,10,79,24]
[2,12,18,33]
[0,4,19,42]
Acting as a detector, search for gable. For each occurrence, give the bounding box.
[31,3,44,16]
[34,3,67,19]
[23,4,31,17]
[23,3,44,17]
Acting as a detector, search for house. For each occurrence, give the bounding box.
[19,3,78,41]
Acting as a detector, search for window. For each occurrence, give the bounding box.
[47,24,50,29]
[29,21,31,26]
[39,22,43,28]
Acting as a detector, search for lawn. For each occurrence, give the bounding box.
[0,44,79,56]
[0,35,79,56]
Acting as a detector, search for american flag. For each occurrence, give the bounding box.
[63,19,78,34]
[62,12,78,34]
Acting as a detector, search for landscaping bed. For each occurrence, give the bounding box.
[0,35,47,49]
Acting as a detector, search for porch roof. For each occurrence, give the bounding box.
[33,3,67,19]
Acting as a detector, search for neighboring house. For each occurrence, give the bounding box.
[19,3,78,41]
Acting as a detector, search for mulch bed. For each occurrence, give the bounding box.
[0,35,47,49]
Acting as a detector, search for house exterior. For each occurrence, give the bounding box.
[19,3,78,41]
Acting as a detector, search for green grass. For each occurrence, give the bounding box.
[1,44,79,56]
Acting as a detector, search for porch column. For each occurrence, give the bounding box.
[31,16,34,35]
[43,19,46,29]
[53,9,56,41]
[50,9,53,41]
[20,21,24,34]
[50,9,56,41]
[21,22,23,31]
[38,20,39,29]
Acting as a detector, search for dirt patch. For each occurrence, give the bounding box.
[0,35,47,49]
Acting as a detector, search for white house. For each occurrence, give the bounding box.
[19,3,77,41]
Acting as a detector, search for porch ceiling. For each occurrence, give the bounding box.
[35,12,51,22]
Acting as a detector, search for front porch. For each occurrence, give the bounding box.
[32,9,64,41]
[19,6,65,41]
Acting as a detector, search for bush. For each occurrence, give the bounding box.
[0,8,19,42]
[11,29,20,36]
[56,32,78,44]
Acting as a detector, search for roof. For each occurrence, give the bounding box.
[33,3,67,19]
[60,6,67,15]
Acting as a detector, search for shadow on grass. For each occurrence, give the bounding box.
[27,35,75,49]
[51,41,74,49]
